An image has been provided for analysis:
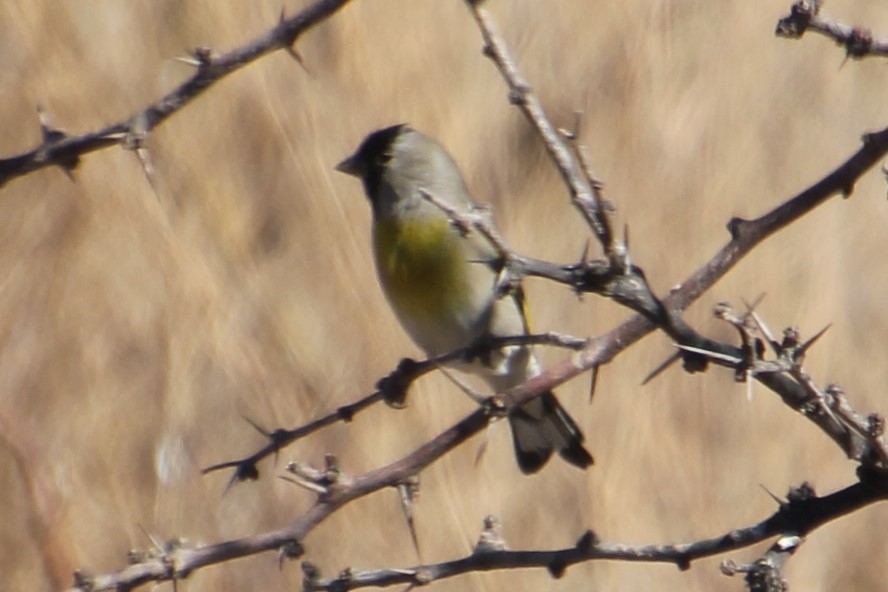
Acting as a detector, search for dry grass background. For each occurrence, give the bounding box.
[1,0,887,590]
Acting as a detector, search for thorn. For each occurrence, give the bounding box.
[474,419,495,468]
[745,307,780,354]
[438,367,487,404]
[588,366,598,403]
[882,164,888,199]
[579,239,590,268]
[759,483,785,507]
[36,105,65,144]
[59,166,76,182]
[642,351,682,385]
[397,475,422,559]
[676,344,742,365]
[284,45,312,76]
[277,462,331,499]
[798,323,832,356]
[241,412,272,439]
[173,55,202,67]
[175,46,214,68]
[742,293,767,312]
[124,113,161,199]
[138,524,165,555]
[575,529,599,551]
[547,559,567,579]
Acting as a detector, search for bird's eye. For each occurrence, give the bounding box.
[377,152,393,167]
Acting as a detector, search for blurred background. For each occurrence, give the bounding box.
[1,0,887,590]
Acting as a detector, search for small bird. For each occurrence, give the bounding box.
[336,124,592,474]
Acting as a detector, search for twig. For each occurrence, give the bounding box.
[466,2,888,470]
[303,475,888,591]
[776,0,888,59]
[0,0,354,189]
[202,332,589,484]
[465,2,617,261]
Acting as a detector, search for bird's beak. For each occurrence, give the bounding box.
[335,155,361,177]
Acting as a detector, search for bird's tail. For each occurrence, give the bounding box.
[508,390,593,474]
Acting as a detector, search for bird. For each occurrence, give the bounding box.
[335,124,592,474]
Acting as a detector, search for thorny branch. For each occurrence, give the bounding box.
[0,0,354,189]
[202,332,587,486]
[776,0,888,59]
[303,473,888,591]
[465,0,888,471]
[466,2,620,264]
[45,1,888,591]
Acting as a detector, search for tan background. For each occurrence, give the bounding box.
[1,0,887,590]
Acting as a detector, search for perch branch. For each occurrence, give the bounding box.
[467,0,888,470]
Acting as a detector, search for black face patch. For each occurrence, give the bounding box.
[352,124,408,198]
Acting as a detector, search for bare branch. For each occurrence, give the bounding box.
[776,0,888,59]
[465,2,617,261]
[0,0,354,189]
[202,332,588,484]
[303,475,888,591]
[466,2,888,472]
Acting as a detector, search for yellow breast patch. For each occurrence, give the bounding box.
[373,217,470,324]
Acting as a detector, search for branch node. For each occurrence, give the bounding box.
[376,358,420,408]
[845,27,874,58]
[779,326,800,354]
[192,46,214,67]
[720,559,742,576]
[574,529,598,552]
[866,413,885,438]
[775,0,819,38]
[35,105,80,176]
[302,560,321,588]
[726,216,750,240]
[774,534,803,553]
[744,558,788,592]
[786,481,816,503]
[71,569,95,591]
[473,515,508,553]
[176,46,215,69]
[414,566,434,584]
[233,460,260,483]
[507,84,530,105]
[283,455,349,499]
[277,540,304,570]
